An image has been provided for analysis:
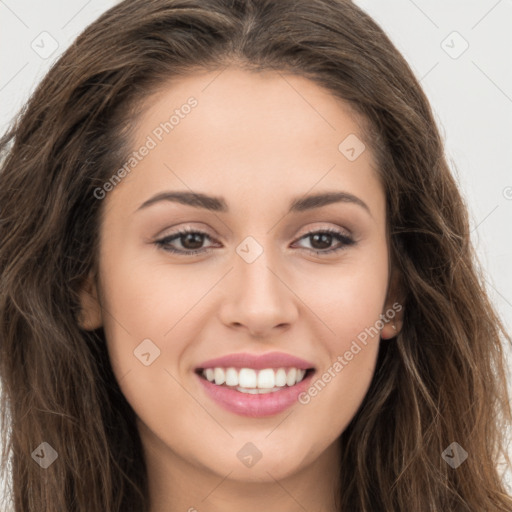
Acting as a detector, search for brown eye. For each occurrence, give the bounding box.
[179,232,206,250]
[309,232,335,250]
[154,229,216,255]
[293,229,355,255]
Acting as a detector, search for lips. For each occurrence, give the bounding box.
[194,351,316,417]
[196,351,315,371]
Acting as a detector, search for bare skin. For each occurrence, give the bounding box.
[79,66,402,512]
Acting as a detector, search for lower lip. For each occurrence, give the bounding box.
[195,370,315,418]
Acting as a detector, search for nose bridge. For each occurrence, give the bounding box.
[236,236,286,308]
[219,234,298,334]
[241,252,280,303]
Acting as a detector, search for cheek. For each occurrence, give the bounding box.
[98,234,203,332]
[296,243,389,347]
[97,253,207,433]
[97,240,228,413]
[293,248,388,423]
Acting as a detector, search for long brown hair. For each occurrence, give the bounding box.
[1,0,511,510]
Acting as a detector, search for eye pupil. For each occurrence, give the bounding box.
[182,232,204,250]
[310,233,332,250]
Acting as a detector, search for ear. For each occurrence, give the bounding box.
[77,272,103,331]
[380,266,405,340]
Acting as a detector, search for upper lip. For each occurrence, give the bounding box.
[196,351,315,371]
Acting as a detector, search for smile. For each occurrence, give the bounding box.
[194,351,316,417]
[198,366,310,393]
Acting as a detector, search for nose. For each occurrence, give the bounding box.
[218,247,299,338]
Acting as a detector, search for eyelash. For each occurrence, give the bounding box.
[154,227,355,257]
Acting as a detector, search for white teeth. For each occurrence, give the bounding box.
[239,368,257,388]
[286,368,297,386]
[214,367,225,385]
[275,368,287,387]
[225,367,238,386]
[257,368,275,389]
[201,366,309,390]
[237,387,259,394]
[236,386,282,394]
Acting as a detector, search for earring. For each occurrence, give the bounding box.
[392,323,397,330]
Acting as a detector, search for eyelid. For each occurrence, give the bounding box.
[155,222,353,242]
[294,222,353,239]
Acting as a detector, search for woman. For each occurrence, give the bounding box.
[0,0,511,510]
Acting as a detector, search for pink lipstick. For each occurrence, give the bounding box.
[195,351,316,417]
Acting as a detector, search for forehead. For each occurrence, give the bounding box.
[107,67,384,220]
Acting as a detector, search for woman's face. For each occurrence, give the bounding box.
[80,67,399,488]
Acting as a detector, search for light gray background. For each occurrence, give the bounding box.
[1,0,511,506]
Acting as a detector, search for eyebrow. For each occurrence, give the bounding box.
[136,190,371,216]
